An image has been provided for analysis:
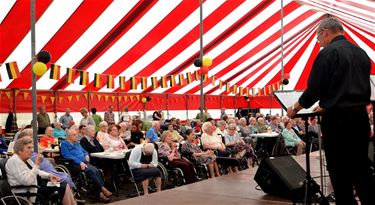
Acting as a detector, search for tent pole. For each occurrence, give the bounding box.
[30,0,38,151]
[199,0,204,121]
[280,0,285,116]
[186,95,188,120]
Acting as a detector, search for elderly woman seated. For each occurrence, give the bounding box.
[128,143,162,195]
[181,129,220,178]
[102,125,128,151]
[39,126,56,149]
[201,122,229,157]
[281,120,306,155]
[224,123,254,168]
[6,136,76,204]
[158,131,197,184]
[61,128,112,202]
[53,121,66,139]
[96,121,109,144]
[167,124,183,143]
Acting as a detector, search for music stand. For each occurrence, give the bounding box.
[274,91,328,205]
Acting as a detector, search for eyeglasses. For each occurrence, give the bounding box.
[316,29,325,40]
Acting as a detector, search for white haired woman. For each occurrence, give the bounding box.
[96,121,109,144]
[201,122,229,157]
[6,136,76,204]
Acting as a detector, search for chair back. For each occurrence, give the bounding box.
[0,158,9,180]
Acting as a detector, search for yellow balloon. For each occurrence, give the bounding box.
[141,97,147,103]
[203,58,212,67]
[33,62,47,76]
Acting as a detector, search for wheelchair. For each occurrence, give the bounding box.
[158,157,186,188]
[180,152,209,180]
[0,158,61,205]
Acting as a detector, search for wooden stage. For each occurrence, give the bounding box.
[108,151,333,205]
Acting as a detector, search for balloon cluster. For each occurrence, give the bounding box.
[141,96,152,103]
[33,50,51,76]
[194,57,213,75]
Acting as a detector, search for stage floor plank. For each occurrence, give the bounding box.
[109,151,332,205]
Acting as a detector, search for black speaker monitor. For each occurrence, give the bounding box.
[254,155,306,199]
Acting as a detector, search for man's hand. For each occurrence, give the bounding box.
[35,154,44,166]
[287,102,302,118]
[49,175,60,183]
[142,164,148,169]
[313,106,325,114]
[85,155,90,162]
[80,162,87,170]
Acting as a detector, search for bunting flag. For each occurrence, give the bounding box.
[66,68,74,83]
[211,76,216,86]
[130,77,137,90]
[186,72,192,83]
[119,76,125,90]
[75,95,80,101]
[49,64,60,80]
[90,93,94,100]
[93,73,101,88]
[178,74,184,86]
[105,95,109,102]
[268,85,272,95]
[59,97,63,104]
[129,95,134,101]
[41,96,47,103]
[233,85,237,95]
[252,88,255,97]
[97,94,102,101]
[203,74,208,82]
[219,80,223,89]
[23,92,29,100]
[79,71,89,85]
[5,61,20,79]
[151,77,158,89]
[169,75,176,87]
[263,87,267,96]
[226,82,230,93]
[239,87,243,96]
[50,96,55,104]
[194,70,200,81]
[246,87,249,97]
[124,96,128,101]
[117,96,122,102]
[276,81,281,90]
[161,76,167,88]
[107,75,114,89]
[111,96,115,102]
[84,93,88,101]
[15,90,20,96]
[5,91,11,99]
[141,77,147,90]
[67,95,73,102]
[258,88,261,96]
[136,95,140,101]
[272,84,276,93]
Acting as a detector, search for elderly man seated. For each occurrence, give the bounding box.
[128,143,161,195]
[60,128,112,202]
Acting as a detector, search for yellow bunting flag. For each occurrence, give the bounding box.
[90,93,94,100]
[15,90,20,96]
[233,85,237,95]
[219,80,223,89]
[252,88,255,97]
[178,74,184,86]
[111,96,115,102]
[169,75,176,87]
[136,95,140,101]
[151,77,158,89]
[67,96,73,102]
[203,74,208,82]
[239,87,243,96]
[105,95,109,102]
[59,97,63,104]
[119,76,126,90]
[272,84,276,92]
[49,64,60,80]
[258,88,261,96]
[276,81,281,90]
[97,94,102,101]
[50,96,55,104]
[263,87,267,96]
[84,93,88,101]
[161,76,167,88]
[129,96,134,101]
[5,61,20,79]
[211,76,216,86]
[75,95,80,101]
[66,68,74,83]
[93,73,101,88]
[268,85,272,95]
[107,75,114,89]
[226,83,230,93]
[141,77,147,90]
[124,96,128,102]
[246,87,249,97]
[186,72,192,83]
[79,71,89,85]
[130,77,137,90]
[5,91,11,99]
[117,96,122,102]
[194,70,200,81]
[23,92,29,100]
[41,96,47,103]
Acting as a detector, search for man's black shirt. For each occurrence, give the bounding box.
[299,35,371,109]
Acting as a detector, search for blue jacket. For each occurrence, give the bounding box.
[60,140,88,165]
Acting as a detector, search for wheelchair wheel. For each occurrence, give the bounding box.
[54,164,71,175]
[1,195,31,205]
[157,162,168,190]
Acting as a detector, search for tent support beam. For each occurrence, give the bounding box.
[199,0,204,121]
[30,0,38,152]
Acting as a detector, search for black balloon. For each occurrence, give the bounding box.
[146,96,151,102]
[193,59,202,67]
[282,79,289,85]
[37,50,51,64]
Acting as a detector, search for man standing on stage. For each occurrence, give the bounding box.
[287,17,375,205]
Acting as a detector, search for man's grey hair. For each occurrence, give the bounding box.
[14,136,33,154]
[18,129,33,140]
[144,143,155,155]
[318,17,344,33]
[152,121,160,128]
[217,120,226,127]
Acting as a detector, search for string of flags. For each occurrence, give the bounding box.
[1,61,283,97]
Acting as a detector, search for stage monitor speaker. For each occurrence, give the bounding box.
[254,155,306,199]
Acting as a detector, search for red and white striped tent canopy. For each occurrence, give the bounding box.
[0,0,374,96]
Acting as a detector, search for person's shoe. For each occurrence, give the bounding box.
[102,189,113,198]
[76,199,86,204]
[99,192,111,202]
